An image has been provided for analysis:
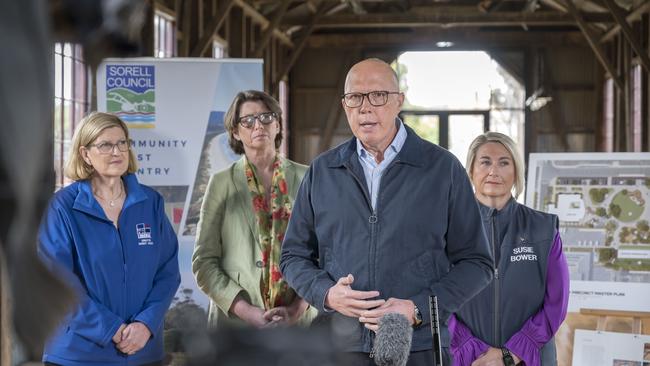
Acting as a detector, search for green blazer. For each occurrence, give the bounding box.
[192,156,316,328]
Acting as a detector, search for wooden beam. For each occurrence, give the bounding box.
[580,308,650,320]
[539,0,566,12]
[191,0,235,57]
[154,0,177,17]
[524,0,540,13]
[346,0,366,15]
[272,4,327,95]
[234,0,294,47]
[252,0,291,58]
[307,29,586,48]
[600,1,650,43]
[602,0,650,74]
[564,0,623,90]
[282,10,613,28]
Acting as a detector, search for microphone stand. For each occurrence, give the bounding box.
[429,295,443,366]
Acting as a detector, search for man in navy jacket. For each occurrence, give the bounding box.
[280,58,494,365]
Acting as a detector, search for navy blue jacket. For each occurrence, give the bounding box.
[38,174,180,366]
[454,198,565,365]
[280,125,494,352]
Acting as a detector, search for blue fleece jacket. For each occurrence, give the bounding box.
[38,174,180,366]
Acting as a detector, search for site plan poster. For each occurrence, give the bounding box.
[526,153,650,312]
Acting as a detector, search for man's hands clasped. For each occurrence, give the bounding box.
[325,274,417,332]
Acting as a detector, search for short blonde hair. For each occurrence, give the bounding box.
[64,112,138,181]
[466,132,525,198]
[223,90,284,155]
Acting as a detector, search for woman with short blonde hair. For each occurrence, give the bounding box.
[450,132,569,366]
[39,112,180,366]
[64,112,138,181]
[465,131,525,199]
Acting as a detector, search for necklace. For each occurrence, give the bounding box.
[94,181,124,207]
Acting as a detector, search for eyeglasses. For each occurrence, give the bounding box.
[341,90,401,108]
[238,112,278,129]
[87,140,130,154]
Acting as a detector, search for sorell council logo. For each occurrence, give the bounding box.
[106,65,155,128]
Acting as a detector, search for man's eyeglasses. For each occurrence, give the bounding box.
[341,90,401,108]
[238,112,278,129]
[87,140,130,154]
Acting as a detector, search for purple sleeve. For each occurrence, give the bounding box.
[448,314,490,366]
[504,232,570,366]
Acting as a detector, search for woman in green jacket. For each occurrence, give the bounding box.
[192,90,315,328]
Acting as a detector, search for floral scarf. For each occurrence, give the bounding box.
[245,156,296,309]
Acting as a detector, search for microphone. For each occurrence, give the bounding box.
[429,295,443,366]
[372,313,413,366]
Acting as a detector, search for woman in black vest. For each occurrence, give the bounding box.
[450,132,570,366]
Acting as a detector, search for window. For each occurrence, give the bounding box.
[154,10,176,58]
[603,77,614,152]
[278,81,289,156]
[213,37,227,58]
[54,43,89,188]
[631,65,642,152]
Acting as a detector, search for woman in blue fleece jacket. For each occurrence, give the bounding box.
[38,112,180,366]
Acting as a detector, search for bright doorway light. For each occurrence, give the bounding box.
[394,51,525,167]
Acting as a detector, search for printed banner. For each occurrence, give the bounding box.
[105,65,156,127]
[97,58,263,312]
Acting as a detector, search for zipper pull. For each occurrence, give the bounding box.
[369,345,375,359]
[494,268,499,279]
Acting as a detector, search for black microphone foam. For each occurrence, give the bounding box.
[372,313,413,366]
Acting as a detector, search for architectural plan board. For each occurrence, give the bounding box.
[526,153,650,312]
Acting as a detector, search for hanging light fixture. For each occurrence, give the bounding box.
[525,53,552,111]
[435,41,454,48]
[525,87,552,111]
